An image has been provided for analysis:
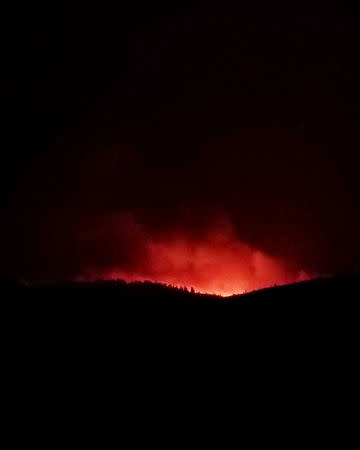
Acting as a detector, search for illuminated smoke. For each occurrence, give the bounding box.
[77,214,310,296]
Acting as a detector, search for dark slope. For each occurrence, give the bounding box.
[3,275,360,307]
[229,274,360,306]
[2,280,219,304]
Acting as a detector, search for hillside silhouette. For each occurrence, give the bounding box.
[3,275,360,308]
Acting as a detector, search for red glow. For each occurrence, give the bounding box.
[78,219,310,296]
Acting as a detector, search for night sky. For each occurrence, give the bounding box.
[2,2,360,293]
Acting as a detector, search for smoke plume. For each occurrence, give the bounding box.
[77,213,310,296]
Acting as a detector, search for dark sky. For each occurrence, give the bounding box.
[1,1,360,284]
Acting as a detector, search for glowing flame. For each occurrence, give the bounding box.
[78,218,310,296]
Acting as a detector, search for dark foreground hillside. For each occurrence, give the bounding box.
[3,275,360,309]
[230,274,360,308]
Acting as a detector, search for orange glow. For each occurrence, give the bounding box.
[78,219,310,296]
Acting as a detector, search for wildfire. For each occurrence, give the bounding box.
[78,218,309,296]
